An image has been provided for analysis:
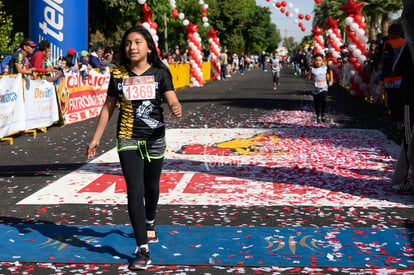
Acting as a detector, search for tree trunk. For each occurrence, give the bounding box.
[381,13,389,36]
[369,14,377,41]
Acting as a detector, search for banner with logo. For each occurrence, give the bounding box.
[29,0,88,64]
[56,70,110,124]
[23,77,60,130]
[0,75,25,138]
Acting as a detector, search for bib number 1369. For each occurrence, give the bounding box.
[122,76,156,101]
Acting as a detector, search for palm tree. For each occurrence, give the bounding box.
[362,0,385,41]
[379,0,402,36]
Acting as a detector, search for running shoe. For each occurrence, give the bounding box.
[146,223,159,243]
[129,248,151,270]
[392,182,414,194]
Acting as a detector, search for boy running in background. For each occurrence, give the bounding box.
[306,53,333,124]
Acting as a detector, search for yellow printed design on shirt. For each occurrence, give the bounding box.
[112,66,134,139]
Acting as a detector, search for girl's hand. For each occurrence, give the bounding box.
[86,140,100,158]
[170,103,182,117]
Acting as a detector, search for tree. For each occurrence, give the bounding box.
[242,3,280,54]
[0,0,23,58]
[2,0,281,58]
[379,0,402,36]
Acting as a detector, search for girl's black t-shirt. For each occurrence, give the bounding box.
[107,66,174,140]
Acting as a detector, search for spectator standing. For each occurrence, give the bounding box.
[31,39,54,74]
[89,44,106,72]
[173,47,183,63]
[391,0,414,193]
[31,39,62,82]
[238,54,245,75]
[103,47,117,68]
[79,50,91,80]
[161,52,169,68]
[218,49,228,80]
[260,51,267,71]
[380,24,406,136]
[232,53,238,74]
[391,42,414,193]
[65,48,77,68]
[10,38,37,77]
[85,25,182,271]
[181,50,189,63]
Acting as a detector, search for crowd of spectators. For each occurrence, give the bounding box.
[0,39,119,81]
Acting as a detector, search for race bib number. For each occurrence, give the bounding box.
[315,79,327,89]
[122,76,156,101]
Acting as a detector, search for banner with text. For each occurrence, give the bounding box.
[56,70,110,124]
[0,75,25,138]
[23,77,60,130]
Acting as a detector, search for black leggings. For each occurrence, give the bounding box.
[118,150,164,246]
[312,92,326,117]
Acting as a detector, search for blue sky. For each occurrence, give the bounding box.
[256,0,315,43]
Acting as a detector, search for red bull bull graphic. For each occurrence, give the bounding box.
[29,0,88,64]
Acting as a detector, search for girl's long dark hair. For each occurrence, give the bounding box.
[119,25,170,75]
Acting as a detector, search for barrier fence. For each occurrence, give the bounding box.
[0,62,212,144]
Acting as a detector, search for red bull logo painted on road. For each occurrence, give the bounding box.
[17,128,412,207]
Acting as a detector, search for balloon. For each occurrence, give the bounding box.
[183,19,189,26]
[305,14,311,20]
[276,2,281,8]
[179,12,185,20]
[357,55,366,63]
[298,13,304,19]
[360,22,367,30]
[286,11,290,16]
[298,22,303,27]
[348,44,357,52]
[171,9,179,18]
[287,2,293,9]
[345,17,353,26]
[142,22,150,29]
[280,8,285,13]
[150,22,158,29]
[301,27,306,32]
[356,28,364,38]
[315,0,323,3]
[137,0,146,4]
[281,1,287,7]
[293,8,299,14]
[350,22,358,32]
[203,22,209,28]
[201,7,207,12]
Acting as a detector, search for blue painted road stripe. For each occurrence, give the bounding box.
[1,224,413,268]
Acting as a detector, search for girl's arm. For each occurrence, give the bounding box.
[86,95,118,158]
[164,90,182,118]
